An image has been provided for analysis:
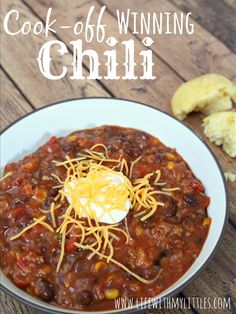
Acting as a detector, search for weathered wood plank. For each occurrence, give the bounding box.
[0,69,33,131]
[144,305,194,314]
[102,0,236,82]
[24,0,236,224]
[182,224,236,314]
[23,0,183,111]
[223,0,236,11]
[1,1,108,109]
[1,1,236,313]
[184,113,236,225]
[20,0,236,311]
[99,0,236,224]
[169,0,236,53]
[0,291,40,314]
[0,288,194,314]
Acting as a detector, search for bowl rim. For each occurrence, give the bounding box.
[0,96,229,314]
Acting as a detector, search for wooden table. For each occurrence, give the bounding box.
[1,0,235,313]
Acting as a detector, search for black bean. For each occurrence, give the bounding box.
[62,142,79,153]
[106,131,126,141]
[17,215,32,227]
[194,236,204,245]
[156,154,163,163]
[34,278,55,302]
[183,193,199,207]
[11,197,28,206]
[108,145,119,153]
[78,290,93,306]
[155,251,166,266]
[124,146,142,157]
[74,273,97,288]
[48,189,58,198]
[125,272,135,280]
[164,199,177,217]
[0,218,9,230]
[159,195,177,217]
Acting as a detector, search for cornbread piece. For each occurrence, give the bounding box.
[171,74,236,120]
[203,112,236,158]
[225,172,236,182]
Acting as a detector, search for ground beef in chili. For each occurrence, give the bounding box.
[0,126,210,311]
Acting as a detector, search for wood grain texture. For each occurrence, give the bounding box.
[0,289,195,314]
[98,0,236,225]
[1,0,236,313]
[184,114,236,225]
[24,0,236,223]
[170,0,236,53]
[223,0,236,11]
[0,291,40,314]
[1,0,108,109]
[23,0,183,111]
[0,69,33,131]
[102,0,236,82]
[182,223,236,314]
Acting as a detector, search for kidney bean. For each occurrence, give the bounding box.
[0,125,212,310]
[34,278,55,302]
[183,193,199,207]
[156,154,163,163]
[75,274,97,290]
[124,146,142,158]
[162,198,177,217]
[11,205,27,219]
[78,290,93,306]
[65,236,77,253]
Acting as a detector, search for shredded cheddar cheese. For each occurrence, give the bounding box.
[162,187,180,192]
[50,202,57,228]
[10,143,180,284]
[10,216,53,240]
[129,155,142,178]
[62,164,132,222]
[74,242,163,284]
[34,218,55,232]
[0,171,12,182]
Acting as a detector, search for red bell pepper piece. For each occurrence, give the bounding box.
[16,257,29,272]
[65,236,77,253]
[191,181,204,193]
[12,206,27,219]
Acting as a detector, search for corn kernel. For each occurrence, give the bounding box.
[166,161,174,170]
[166,153,176,160]
[67,135,77,142]
[203,217,211,226]
[34,188,47,203]
[104,288,119,299]
[93,261,106,272]
[106,274,117,284]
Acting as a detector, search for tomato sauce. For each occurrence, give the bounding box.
[0,126,210,310]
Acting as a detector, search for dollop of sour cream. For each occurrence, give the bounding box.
[64,170,131,224]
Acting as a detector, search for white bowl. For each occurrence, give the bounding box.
[0,98,228,313]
